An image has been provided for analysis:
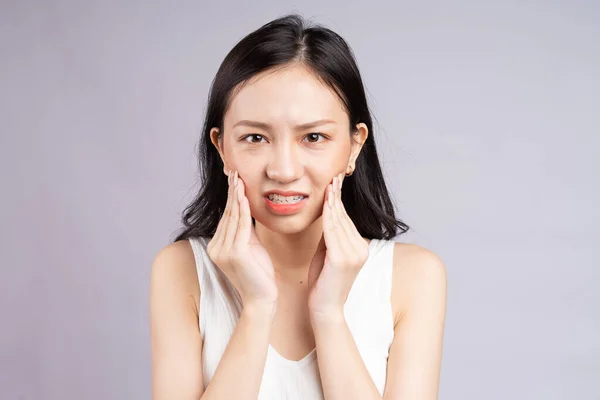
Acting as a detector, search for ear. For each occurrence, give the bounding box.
[346,122,369,174]
[210,127,231,176]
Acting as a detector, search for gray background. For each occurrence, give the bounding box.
[1,0,598,399]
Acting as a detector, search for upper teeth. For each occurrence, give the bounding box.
[268,194,305,203]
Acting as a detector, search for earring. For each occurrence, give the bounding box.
[345,165,354,176]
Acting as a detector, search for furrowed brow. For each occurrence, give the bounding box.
[232,119,336,131]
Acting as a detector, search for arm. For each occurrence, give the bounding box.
[202,303,275,400]
[150,241,275,400]
[310,244,447,400]
[383,245,447,400]
[311,312,382,399]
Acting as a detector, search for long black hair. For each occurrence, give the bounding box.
[173,14,409,243]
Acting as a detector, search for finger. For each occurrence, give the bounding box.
[330,176,345,228]
[335,173,352,230]
[223,171,240,250]
[322,183,341,255]
[235,177,252,244]
[337,183,360,250]
[338,173,345,203]
[339,202,361,249]
[336,173,362,243]
[330,177,342,227]
[331,176,352,253]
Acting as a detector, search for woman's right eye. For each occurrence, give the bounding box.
[242,134,266,143]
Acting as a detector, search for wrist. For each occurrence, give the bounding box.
[309,307,345,326]
[243,300,278,320]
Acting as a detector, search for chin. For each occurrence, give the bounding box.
[254,215,309,234]
[251,204,322,236]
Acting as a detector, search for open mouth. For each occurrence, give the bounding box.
[266,193,307,204]
[264,195,309,215]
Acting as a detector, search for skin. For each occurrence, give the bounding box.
[150,63,447,399]
[211,64,368,280]
[211,63,370,357]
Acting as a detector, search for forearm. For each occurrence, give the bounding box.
[311,311,382,400]
[201,304,275,400]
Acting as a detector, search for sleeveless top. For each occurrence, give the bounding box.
[188,236,396,399]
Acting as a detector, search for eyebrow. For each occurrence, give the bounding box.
[232,119,336,130]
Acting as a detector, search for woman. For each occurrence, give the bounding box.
[150,14,447,400]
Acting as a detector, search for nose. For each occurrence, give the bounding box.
[265,139,303,184]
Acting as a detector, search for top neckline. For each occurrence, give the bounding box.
[265,238,380,367]
[268,344,317,367]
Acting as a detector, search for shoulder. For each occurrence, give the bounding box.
[150,240,205,398]
[150,239,200,316]
[151,239,197,278]
[391,242,446,283]
[390,242,447,326]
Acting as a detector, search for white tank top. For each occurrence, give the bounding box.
[188,236,396,399]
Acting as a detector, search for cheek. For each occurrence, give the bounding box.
[234,167,261,201]
[309,162,340,187]
[225,148,254,179]
[223,148,264,201]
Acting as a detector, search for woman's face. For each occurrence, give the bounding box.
[211,65,368,234]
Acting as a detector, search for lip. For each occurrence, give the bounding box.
[264,194,309,215]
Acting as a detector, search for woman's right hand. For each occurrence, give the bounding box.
[206,171,278,310]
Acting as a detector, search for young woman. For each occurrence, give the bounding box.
[150,14,447,400]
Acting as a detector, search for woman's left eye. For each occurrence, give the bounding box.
[304,133,326,143]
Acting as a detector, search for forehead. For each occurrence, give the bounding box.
[225,65,348,126]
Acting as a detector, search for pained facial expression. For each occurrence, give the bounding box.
[212,65,368,234]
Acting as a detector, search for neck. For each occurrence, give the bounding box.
[254,217,324,281]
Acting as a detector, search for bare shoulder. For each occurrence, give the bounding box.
[150,240,205,398]
[391,242,446,282]
[153,239,196,266]
[390,242,447,325]
[150,239,200,316]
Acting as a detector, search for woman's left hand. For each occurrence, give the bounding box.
[307,173,370,319]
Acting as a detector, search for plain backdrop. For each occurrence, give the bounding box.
[1,0,598,399]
